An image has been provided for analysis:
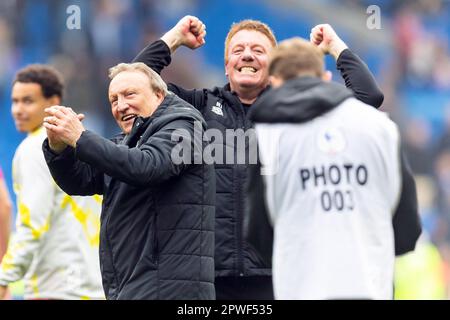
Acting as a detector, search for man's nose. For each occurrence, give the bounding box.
[117,97,128,112]
[11,103,22,116]
[242,47,254,61]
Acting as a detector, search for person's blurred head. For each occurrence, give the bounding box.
[268,37,330,88]
[11,64,64,133]
[224,20,277,102]
[108,62,167,134]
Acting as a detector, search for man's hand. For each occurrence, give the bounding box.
[161,15,206,53]
[43,106,86,149]
[310,24,348,60]
[45,122,68,154]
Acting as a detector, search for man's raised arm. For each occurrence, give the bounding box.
[311,24,384,108]
[133,16,207,108]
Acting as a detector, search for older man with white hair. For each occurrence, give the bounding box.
[42,62,216,300]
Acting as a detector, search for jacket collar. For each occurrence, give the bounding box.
[215,83,271,118]
[220,83,271,103]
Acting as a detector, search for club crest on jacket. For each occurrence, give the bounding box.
[211,101,223,116]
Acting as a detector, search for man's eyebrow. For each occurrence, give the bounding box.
[109,86,138,99]
[13,95,33,100]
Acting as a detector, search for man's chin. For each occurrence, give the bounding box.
[117,121,131,135]
[236,78,261,88]
[121,126,132,135]
[15,124,28,133]
[236,79,269,92]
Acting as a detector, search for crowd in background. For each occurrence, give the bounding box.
[1,0,450,298]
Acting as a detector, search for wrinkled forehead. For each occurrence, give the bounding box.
[228,29,274,51]
[109,71,149,94]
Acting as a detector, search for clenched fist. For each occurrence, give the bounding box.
[161,15,207,52]
[310,24,348,60]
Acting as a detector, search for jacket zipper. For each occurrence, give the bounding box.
[235,96,247,277]
[152,209,158,263]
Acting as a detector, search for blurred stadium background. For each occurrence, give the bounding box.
[0,0,449,299]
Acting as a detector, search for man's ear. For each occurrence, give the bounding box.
[322,70,332,82]
[269,75,284,88]
[156,90,165,103]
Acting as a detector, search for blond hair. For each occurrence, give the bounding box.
[269,37,324,80]
[224,19,277,64]
[108,62,168,95]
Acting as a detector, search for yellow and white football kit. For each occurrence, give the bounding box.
[0,127,104,300]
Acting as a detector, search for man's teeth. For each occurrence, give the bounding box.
[122,115,136,121]
[240,67,256,74]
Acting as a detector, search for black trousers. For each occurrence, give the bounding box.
[215,276,274,300]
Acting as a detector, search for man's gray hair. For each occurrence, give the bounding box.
[108,62,169,96]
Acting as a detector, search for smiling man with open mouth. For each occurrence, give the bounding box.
[134,16,385,300]
[225,28,272,104]
[108,69,164,135]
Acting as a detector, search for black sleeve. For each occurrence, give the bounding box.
[393,149,422,256]
[133,39,172,74]
[74,120,192,187]
[42,139,104,196]
[133,40,206,110]
[244,162,273,267]
[336,49,384,108]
